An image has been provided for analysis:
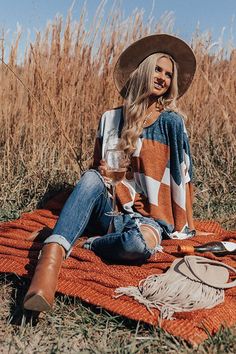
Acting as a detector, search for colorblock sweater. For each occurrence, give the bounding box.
[93,107,193,235]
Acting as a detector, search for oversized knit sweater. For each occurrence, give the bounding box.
[93,107,193,235]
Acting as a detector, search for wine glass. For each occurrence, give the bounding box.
[105,149,127,216]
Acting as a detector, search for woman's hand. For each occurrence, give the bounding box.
[98,159,112,183]
[98,157,129,183]
[98,159,107,176]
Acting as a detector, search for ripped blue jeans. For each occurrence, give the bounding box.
[44,170,163,263]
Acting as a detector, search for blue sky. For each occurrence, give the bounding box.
[0,0,235,60]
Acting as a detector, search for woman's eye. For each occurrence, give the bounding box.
[166,72,172,79]
[155,66,161,72]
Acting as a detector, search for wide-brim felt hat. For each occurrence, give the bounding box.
[113,33,196,98]
[173,256,236,289]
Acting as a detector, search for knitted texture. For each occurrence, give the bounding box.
[0,191,236,345]
[93,108,193,233]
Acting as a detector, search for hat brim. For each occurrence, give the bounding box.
[172,256,236,289]
[113,34,196,98]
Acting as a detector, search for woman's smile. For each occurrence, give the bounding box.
[152,56,173,96]
[154,80,165,90]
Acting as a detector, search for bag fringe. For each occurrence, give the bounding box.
[115,272,224,320]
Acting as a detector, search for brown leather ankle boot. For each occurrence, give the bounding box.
[23,243,65,312]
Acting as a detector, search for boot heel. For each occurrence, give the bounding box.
[24,293,52,312]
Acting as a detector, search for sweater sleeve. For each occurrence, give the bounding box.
[166,112,193,186]
[162,112,194,233]
[182,122,193,183]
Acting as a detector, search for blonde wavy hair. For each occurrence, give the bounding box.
[119,53,179,156]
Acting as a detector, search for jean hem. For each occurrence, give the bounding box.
[44,234,72,258]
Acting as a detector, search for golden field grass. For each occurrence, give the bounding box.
[0,4,236,353]
[0,7,235,226]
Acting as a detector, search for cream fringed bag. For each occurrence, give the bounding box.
[115,256,236,320]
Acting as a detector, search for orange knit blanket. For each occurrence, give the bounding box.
[0,192,236,345]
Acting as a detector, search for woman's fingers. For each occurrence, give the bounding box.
[98,166,106,175]
[98,159,108,176]
[103,176,112,183]
[98,159,113,184]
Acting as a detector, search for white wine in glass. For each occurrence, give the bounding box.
[105,149,126,216]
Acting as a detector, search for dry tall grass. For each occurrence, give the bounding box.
[0,5,235,227]
[0,5,236,352]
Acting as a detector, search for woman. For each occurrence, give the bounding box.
[23,34,196,312]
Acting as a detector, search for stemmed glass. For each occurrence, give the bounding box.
[105,148,127,216]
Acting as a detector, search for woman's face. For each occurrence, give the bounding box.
[151,56,173,97]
